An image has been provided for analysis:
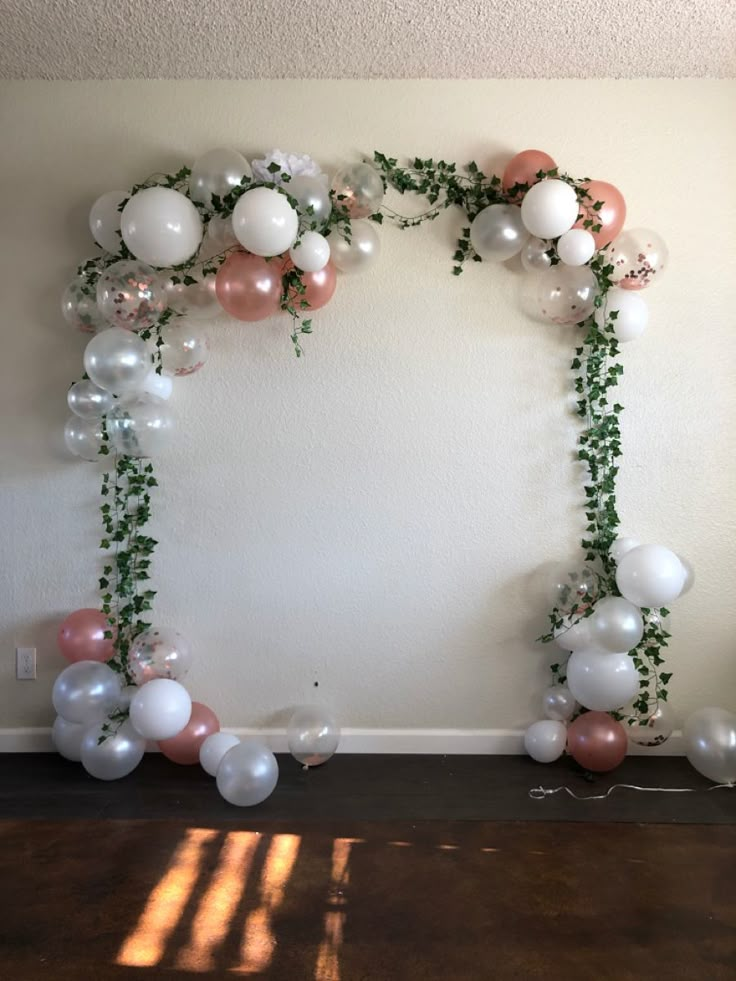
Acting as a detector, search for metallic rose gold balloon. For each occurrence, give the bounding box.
[573,180,626,249]
[158,702,220,765]
[567,711,627,772]
[215,251,282,322]
[502,149,556,193]
[57,608,114,663]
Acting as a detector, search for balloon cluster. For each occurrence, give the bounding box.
[526,541,694,772]
[63,150,386,461]
[51,607,341,801]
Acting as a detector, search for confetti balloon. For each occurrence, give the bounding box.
[96,260,167,331]
[606,228,668,290]
[287,706,340,766]
[536,265,597,325]
[158,321,210,375]
[128,627,192,685]
[331,162,384,218]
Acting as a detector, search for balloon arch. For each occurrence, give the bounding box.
[51,146,735,800]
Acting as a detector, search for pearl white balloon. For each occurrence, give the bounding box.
[554,612,595,653]
[566,650,641,712]
[521,179,579,239]
[289,231,331,273]
[288,175,332,230]
[116,685,139,711]
[542,685,577,722]
[84,327,150,396]
[200,732,241,776]
[189,147,251,208]
[52,716,85,761]
[594,287,649,342]
[67,380,114,419]
[287,706,340,766]
[520,237,552,271]
[616,544,686,608]
[469,204,528,261]
[232,186,299,257]
[81,718,146,781]
[52,661,122,725]
[678,555,695,596]
[106,400,174,458]
[89,190,128,253]
[330,220,381,273]
[216,740,279,806]
[121,186,203,267]
[610,536,640,563]
[164,270,221,319]
[64,416,103,461]
[684,707,736,784]
[590,596,644,653]
[524,720,567,763]
[557,228,596,266]
[129,678,192,741]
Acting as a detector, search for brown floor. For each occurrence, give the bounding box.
[2,817,735,981]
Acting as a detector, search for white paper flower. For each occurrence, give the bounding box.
[250,150,326,186]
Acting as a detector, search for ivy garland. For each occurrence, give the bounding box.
[70,149,672,741]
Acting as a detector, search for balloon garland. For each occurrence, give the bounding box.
[52,145,736,797]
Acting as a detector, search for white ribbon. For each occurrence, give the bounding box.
[529,782,734,801]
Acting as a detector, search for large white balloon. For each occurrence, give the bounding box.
[51,716,85,761]
[683,707,736,784]
[52,661,122,725]
[80,718,146,780]
[590,596,644,653]
[89,190,129,253]
[521,179,579,239]
[189,147,251,208]
[121,186,203,267]
[84,327,150,395]
[200,731,241,776]
[216,740,279,806]
[129,678,192,741]
[595,287,649,342]
[566,650,641,712]
[524,720,567,763]
[616,544,685,608]
[232,187,299,257]
[289,231,331,273]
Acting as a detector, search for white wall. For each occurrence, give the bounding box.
[1,80,734,745]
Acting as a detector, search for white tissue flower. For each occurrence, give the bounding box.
[250,150,326,186]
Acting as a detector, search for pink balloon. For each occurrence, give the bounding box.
[282,259,337,312]
[57,608,114,663]
[567,711,627,772]
[158,701,220,765]
[215,251,282,322]
[502,149,557,193]
[574,180,626,249]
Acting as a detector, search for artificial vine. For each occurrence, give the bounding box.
[372,151,672,721]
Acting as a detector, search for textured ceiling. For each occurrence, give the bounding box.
[1,0,734,79]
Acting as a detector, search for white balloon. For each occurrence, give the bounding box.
[289,231,331,273]
[107,400,174,458]
[129,678,192,741]
[67,379,115,419]
[216,740,279,806]
[64,416,103,461]
[590,596,644,653]
[594,287,649,342]
[469,204,528,261]
[84,327,150,396]
[89,190,128,253]
[554,612,595,652]
[678,555,695,596]
[566,650,641,712]
[542,685,578,722]
[521,179,579,239]
[121,186,203,267]
[610,536,640,563]
[52,716,85,761]
[141,368,173,402]
[524,720,567,763]
[232,187,299,257]
[330,220,381,273]
[116,685,139,711]
[189,147,251,208]
[556,228,596,266]
[684,707,736,784]
[80,718,146,781]
[616,544,685,608]
[52,661,122,726]
[200,732,241,776]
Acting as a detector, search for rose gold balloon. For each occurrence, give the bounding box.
[57,608,114,663]
[574,180,626,249]
[158,701,220,765]
[567,711,627,772]
[282,258,337,312]
[215,251,282,322]
[502,149,557,193]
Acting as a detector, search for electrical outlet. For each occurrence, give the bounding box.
[16,647,36,680]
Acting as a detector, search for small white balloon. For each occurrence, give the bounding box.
[200,732,241,777]
[290,231,331,273]
[589,596,644,653]
[52,716,86,761]
[556,228,596,266]
[80,718,146,781]
[616,544,686,608]
[521,179,579,240]
[232,186,299,257]
[542,685,577,722]
[84,327,151,396]
[121,186,203,267]
[566,650,641,712]
[330,220,381,273]
[524,720,567,763]
[129,678,192,741]
[610,536,641,563]
[64,416,103,461]
[594,287,649,342]
[89,190,129,253]
[189,147,251,208]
